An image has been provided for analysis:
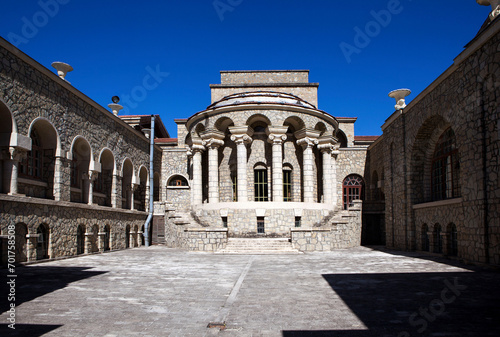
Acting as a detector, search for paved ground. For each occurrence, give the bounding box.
[1,246,500,337]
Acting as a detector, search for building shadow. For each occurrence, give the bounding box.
[0,324,62,336]
[284,270,500,336]
[0,266,107,314]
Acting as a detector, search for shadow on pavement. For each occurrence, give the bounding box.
[0,324,62,336]
[285,270,500,336]
[0,266,107,314]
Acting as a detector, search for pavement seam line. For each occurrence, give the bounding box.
[215,255,256,324]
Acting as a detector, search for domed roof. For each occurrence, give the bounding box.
[207,91,317,110]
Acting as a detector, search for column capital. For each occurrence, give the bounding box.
[229,126,254,144]
[88,170,100,182]
[318,135,337,153]
[191,137,206,153]
[202,130,225,149]
[266,126,289,145]
[295,128,321,149]
[6,146,28,161]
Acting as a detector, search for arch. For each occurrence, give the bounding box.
[91,224,99,253]
[433,224,443,254]
[76,224,85,255]
[0,99,15,137]
[421,224,430,252]
[342,174,364,210]
[96,148,115,207]
[36,223,50,260]
[27,117,62,156]
[15,223,28,262]
[431,128,460,201]
[136,165,148,211]
[214,117,235,133]
[133,225,139,247]
[103,224,111,251]
[167,174,189,187]
[314,122,327,136]
[336,130,348,148]
[125,224,131,248]
[70,136,92,203]
[254,162,269,202]
[283,163,293,202]
[448,223,458,256]
[121,158,134,209]
[246,114,272,128]
[193,123,206,138]
[283,116,305,133]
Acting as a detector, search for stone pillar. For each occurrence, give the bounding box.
[111,174,120,208]
[84,230,93,254]
[137,231,143,247]
[267,127,288,202]
[201,130,225,204]
[130,183,138,210]
[26,233,38,262]
[53,155,70,202]
[98,232,106,252]
[191,138,206,205]
[427,231,435,253]
[129,230,136,248]
[295,129,321,203]
[88,170,99,206]
[332,149,340,207]
[5,147,27,195]
[229,126,254,202]
[82,173,91,204]
[318,137,335,204]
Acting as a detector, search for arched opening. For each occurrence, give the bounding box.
[336,130,348,148]
[91,224,99,253]
[76,225,85,255]
[15,223,28,262]
[125,225,131,248]
[448,223,458,256]
[254,163,269,202]
[133,225,139,247]
[103,224,111,251]
[122,159,134,209]
[283,164,293,202]
[314,122,327,136]
[20,119,58,199]
[434,224,442,254]
[342,174,364,210]
[36,224,50,260]
[421,224,430,252]
[135,166,148,211]
[432,128,460,201]
[168,175,189,187]
[96,149,114,207]
[0,101,14,194]
[70,137,91,203]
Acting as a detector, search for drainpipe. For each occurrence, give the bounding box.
[143,115,155,247]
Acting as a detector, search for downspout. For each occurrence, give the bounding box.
[144,115,155,247]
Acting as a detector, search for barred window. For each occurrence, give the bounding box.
[432,128,460,201]
[254,169,269,202]
[283,169,292,202]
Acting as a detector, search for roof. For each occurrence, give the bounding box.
[354,136,379,141]
[119,114,170,139]
[207,91,317,110]
[155,138,178,144]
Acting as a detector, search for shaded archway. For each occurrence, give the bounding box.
[70,136,92,203]
[125,224,131,248]
[136,166,148,211]
[103,224,111,251]
[76,225,85,255]
[15,223,28,262]
[0,100,14,194]
[97,148,115,207]
[121,159,134,209]
[36,223,50,260]
[91,224,99,253]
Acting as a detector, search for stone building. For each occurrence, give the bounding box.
[157,70,372,252]
[365,3,500,266]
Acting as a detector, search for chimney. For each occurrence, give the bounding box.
[477,0,500,20]
[51,62,73,82]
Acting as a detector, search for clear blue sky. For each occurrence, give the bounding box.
[0,1,491,137]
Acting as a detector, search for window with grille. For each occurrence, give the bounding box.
[342,175,364,210]
[432,128,460,201]
[295,216,301,228]
[257,217,265,233]
[231,172,237,202]
[283,169,292,202]
[254,169,269,202]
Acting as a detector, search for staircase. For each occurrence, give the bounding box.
[217,238,302,255]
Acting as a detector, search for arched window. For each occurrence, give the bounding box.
[421,224,429,252]
[343,175,364,210]
[36,224,49,260]
[283,166,292,202]
[21,129,42,179]
[168,175,189,187]
[434,224,442,254]
[254,165,269,202]
[432,128,460,201]
[337,130,348,148]
[448,223,458,256]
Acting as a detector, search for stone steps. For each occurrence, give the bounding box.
[217,238,302,255]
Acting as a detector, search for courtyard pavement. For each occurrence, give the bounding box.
[1,246,500,337]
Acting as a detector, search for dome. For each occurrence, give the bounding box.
[207,91,317,110]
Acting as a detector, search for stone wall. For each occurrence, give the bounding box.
[377,19,500,266]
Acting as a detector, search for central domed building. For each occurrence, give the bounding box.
[157,70,375,251]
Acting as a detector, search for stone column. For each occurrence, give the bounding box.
[229,126,254,202]
[318,137,335,204]
[191,138,206,205]
[88,170,99,206]
[111,174,120,208]
[130,183,138,210]
[84,230,93,254]
[295,129,321,203]
[26,233,38,262]
[129,230,136,248]
[332,149,340,207]
[98,232,106,252]
[201,131,225,204]
[53,156,64,201]
[82,173,91,204]
[267,126,288,202]
[137,231,143,247]
[5,147,27,195]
